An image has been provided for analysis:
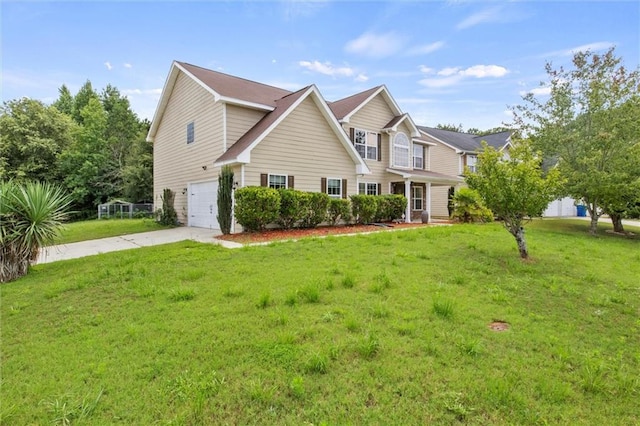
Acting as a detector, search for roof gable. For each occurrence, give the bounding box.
[147,61,293,142]
[329,85,403,123]
[215,85,370,175]
[383,113,420,138]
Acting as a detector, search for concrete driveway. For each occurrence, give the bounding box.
[37,227,241,264]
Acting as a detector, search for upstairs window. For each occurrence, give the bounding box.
[393,132,410,168]
[466,155,477,173]
[413,144,424,169]
[187,121,195,144]
[353,128,379,161]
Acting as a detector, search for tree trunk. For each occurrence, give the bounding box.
[513,226,529,259]
[587,203,599,236]
[507,222,529,259]
[609,213,625,233]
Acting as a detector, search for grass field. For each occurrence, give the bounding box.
[2,220,639,424]
[56,218,169,244]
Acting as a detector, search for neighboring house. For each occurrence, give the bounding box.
[418,127,577,217]
[148,61,463,230]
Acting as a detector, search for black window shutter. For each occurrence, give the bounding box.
[342,179,348,199]
[350,128,355,143]
[377,183,382,195]
[321,177,327,193]
[422,146,426,170]
[288,175,294,189]
[377,134,382,161]
[260,173,268,187]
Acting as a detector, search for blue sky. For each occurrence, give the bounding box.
[2,1,639,131]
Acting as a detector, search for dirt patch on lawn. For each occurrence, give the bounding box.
[488,321,510,332]
[217,222,441,244]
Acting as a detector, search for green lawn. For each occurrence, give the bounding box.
[2,221,638,424]
[56,218,169,244]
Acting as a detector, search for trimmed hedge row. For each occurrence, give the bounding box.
[234,187,407,232]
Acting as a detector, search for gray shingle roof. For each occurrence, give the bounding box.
[177,61,293,107]
[418,126,510,152]
[328,86,382,120]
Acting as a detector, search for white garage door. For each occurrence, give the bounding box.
[188,181,219,229]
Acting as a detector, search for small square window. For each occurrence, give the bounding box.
[187,122,195,144]
[269,174,287,189]
[358,182,378,195]
[327,178,342,198]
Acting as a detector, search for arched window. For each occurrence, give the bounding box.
[393,132,410,168]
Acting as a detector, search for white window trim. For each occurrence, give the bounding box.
[326,177,342,199]
[466,154,477,173]
[268,173,287,190]
[412,186,424,210]
[393,132,410,168]
[413,143,424,169]
[358,182,379,196]
[354,128,379,161]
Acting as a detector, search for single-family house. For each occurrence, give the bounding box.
[147,61,464,230]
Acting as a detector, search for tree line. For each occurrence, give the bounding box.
[0,81,152,219]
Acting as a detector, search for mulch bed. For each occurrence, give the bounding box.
[217,222,439,244]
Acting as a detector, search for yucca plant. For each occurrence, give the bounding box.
[1,181,72,283]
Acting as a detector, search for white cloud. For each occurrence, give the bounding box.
[419,64,509,89]
[419,65,435,74]
[299,60,354,78]
[406,41,445,56]
[460,65,509,78]
[456,6,502,30]
[438,67,460,77]
[104,61,113,71]
[344,31,405,58]
[520,86,551,96]
[355,73,369,82]
[123,63,132,69]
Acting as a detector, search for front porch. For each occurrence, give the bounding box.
[387,168,464,223]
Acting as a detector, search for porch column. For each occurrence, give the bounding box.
[404,179,411,223]
[426,182,432,223]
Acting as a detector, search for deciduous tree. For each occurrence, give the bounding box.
[512,47,640,235]
[466,141,562,259]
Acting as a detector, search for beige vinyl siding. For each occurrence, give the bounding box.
[343,93,397,194]
[419,134,460,218]
[244,96,358,195]
[226,104,267,147]
[431,186,451,218]
[153,71,223,223]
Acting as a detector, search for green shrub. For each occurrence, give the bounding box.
[350,195,378,224]
[216,166,234,235]
[157,188,178,226]
[277,189,305,229]
[234,186,280,232]
[327,198,352,226]
[452,188,493,223]
[375,194,406,222]
[299,192,329,228]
